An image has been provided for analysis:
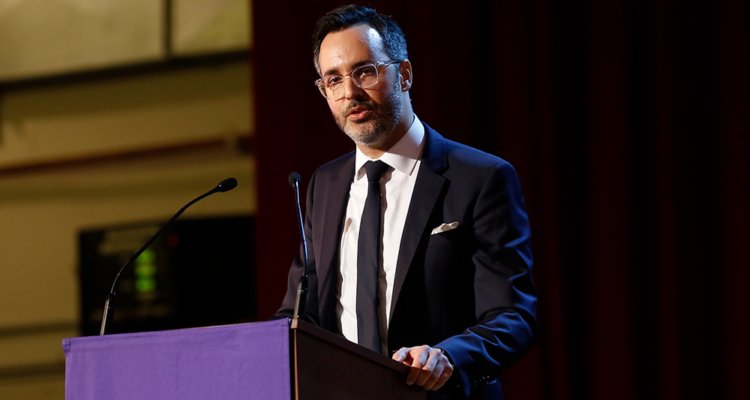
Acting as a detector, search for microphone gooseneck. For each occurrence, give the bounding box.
[288,172,309,320]
[99,177,238,335]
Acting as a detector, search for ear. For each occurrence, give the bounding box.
[398,59,413,92]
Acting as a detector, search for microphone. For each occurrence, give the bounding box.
[216,177,238,192]
[99,177,238,335]
[288,172,309,320]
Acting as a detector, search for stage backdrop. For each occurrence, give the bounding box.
[252,1,749,400]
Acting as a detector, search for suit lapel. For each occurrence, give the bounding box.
[389,124,448,318]
[316,154,354,331]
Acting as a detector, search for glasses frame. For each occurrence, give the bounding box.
[314,60,401,100]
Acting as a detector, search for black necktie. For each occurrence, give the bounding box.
[357,160,390,353]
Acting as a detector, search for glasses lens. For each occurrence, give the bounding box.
[353,64,379,88]
[315,79,334,99]
[316,81,326,97]
[323,76,344,98]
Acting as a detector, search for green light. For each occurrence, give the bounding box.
[135,278,157,292]
[134,264,156,277]
[136,249,156,263]
[135,249,156,292]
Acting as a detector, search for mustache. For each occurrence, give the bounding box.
[343,100,376,116]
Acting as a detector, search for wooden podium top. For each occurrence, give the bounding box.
[291,318,425,400]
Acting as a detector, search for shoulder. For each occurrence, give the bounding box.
[306,151,355,191]
[309,151,355,178]
[445,138,512,170]
[423,123,516,176]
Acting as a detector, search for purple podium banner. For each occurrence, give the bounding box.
[63,320,291,400]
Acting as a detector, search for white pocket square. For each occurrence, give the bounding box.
[431,221,459,235]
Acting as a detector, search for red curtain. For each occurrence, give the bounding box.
[252,1,750,399]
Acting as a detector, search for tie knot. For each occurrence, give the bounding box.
[364,160,390,182]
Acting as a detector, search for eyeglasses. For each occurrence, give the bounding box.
[315,61,401,100]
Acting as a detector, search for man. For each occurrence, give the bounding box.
[274,5,537,399]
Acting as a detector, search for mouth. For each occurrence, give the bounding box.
[347,106,372,121]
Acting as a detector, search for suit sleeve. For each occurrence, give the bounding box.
[435,160,538,397]
[270,170,321,325]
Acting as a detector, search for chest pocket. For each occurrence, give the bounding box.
[427,224,462,248]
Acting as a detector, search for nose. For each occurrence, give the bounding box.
[342,76,364,100]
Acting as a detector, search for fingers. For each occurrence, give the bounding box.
[406,346,429,385]
[414,347,439,387]
[392,347,410,363]
[426,363,453,391]
[419,357,443,389]
[394,345,454,391]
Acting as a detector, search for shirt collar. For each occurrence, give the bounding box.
[354,114,425,180]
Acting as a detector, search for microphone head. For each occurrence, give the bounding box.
[288,172,301,187]
[217,178,238,192]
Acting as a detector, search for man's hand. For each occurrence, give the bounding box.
[392,345,453,391]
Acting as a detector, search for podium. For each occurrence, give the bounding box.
[63,319,425,400]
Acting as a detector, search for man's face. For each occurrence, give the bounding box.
[317,25,403,147]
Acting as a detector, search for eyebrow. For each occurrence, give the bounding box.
[322,59,376,76]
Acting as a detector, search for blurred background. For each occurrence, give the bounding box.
[0,0,254,397]
[1,1,748,399]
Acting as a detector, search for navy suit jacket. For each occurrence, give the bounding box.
[275,122,538,399]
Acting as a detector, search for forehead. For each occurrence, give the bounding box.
[318,24,387,75]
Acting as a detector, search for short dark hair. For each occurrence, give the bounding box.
[312,4,408,74]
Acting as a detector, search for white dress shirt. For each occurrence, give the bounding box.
[337,115,425,353]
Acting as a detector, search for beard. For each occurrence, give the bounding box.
[333,80,403,147]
